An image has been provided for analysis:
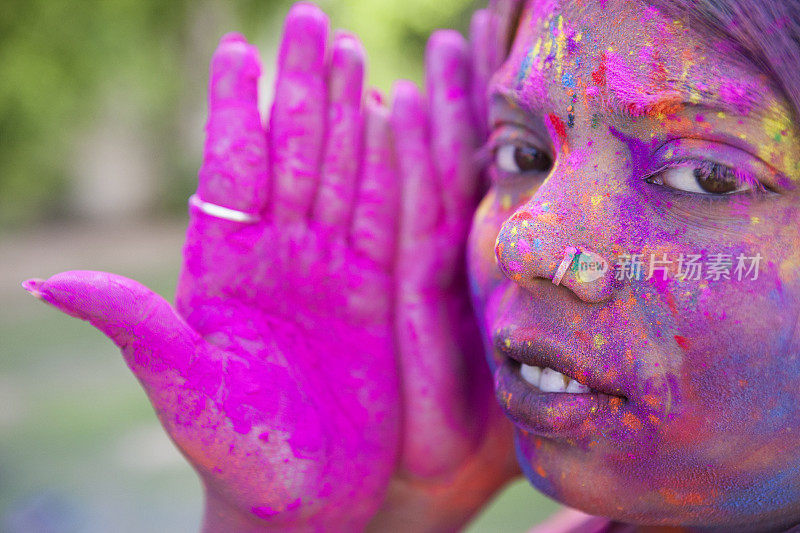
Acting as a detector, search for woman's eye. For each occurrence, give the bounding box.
[495,144,552,174]
[646,162,757,195]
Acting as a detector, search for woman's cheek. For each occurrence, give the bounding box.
[468,189,520,300]
[654,251,800,448]
[468,192,502,303]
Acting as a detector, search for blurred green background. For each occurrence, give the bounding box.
[0,0,561,531]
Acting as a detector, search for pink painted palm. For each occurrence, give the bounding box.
[24,3,517,531]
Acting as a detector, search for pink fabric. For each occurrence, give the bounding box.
[529,508,612,533]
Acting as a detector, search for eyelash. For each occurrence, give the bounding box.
[642,157,770,199]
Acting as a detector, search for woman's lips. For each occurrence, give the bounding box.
[491,332,630,437]
[493,333,631,399]
[494,357,626,437]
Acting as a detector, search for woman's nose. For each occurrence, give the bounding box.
[494,205,616,303]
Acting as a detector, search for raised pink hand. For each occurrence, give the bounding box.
[24,4,401,531]
[24,4,517,531]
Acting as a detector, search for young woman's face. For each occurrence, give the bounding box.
[467,0,800,529]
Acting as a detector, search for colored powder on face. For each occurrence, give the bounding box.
[548,113,568,148]
[762,102,792,143]
[555,15,566,78]
[593,333,606,349]
[516,46,536,87]
[591,52,607,86]
[605,52,683,117]
[567,33,579,55]
[719,79,761,116]
[674,335,691,351]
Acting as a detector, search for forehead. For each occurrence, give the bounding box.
[493,0,777,119]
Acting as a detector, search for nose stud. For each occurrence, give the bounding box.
[552,246,578,286]
[552,247,610,285]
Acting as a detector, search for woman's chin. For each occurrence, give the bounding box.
[513,429,800,533]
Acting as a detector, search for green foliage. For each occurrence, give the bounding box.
[0,0,190,228]
[0,0,477,229]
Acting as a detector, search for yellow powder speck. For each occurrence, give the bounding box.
[543,36,553,56]
[522,220,530,228]
[717,111,726,119]
[556,15,565,78]
[594,333,606,349]
[505,339,511,348]
[738,133,747,140]
[763,103,792,145]
[510,226,517,236]
[591,195,602,206]
[751,216,760,224]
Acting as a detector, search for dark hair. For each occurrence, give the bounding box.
[491,0,800,120]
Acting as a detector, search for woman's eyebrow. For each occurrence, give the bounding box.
[490,80,780,124]
[604,78,769,121]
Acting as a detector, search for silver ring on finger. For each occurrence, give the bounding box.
[189,194,261,224]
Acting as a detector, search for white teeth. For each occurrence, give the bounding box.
[539,367,568,392]
[565,379,590,394]
[520,364,591,394]
[520,364,542,387]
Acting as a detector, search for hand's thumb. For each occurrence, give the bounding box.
[23,270,200,377]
